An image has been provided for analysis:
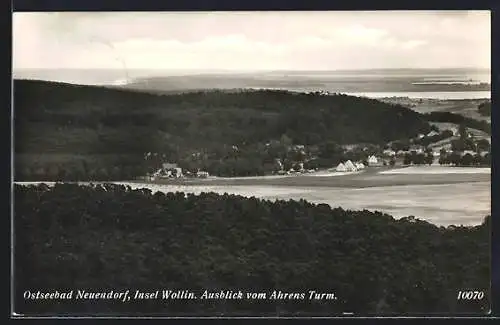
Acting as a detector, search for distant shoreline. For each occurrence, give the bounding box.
[13,66,491,98]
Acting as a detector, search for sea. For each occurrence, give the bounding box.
[13,68,491,99]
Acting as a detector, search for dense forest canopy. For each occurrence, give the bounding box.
[15,79,432,180]
[477,101,491,117]
[15,183,490,316]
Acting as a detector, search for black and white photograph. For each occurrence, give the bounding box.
[12,11,491,317]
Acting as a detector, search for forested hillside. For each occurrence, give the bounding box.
[477,101,491,117]
[423,112,491,135]
[14,79,431,180]
[15,183,490,315]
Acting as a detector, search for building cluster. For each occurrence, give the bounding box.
[334,155,382,173]
[335,160,363,172]
[275,161,317,175]
[147,163,210,180]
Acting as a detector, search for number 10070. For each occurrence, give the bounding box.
[457,290,485,300]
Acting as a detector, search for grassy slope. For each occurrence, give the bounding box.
[380,98,491,123]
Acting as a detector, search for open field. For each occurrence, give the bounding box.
[379,166,491,174]
[108,181,489,227]
[379,97,491,122]
[15,179,490,227]
[17,166,487,225]
[429,122,490,140]
[138,167,490,188]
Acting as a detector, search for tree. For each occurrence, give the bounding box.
[476,139,490,152]
[283,159,294,171]
[280,134,293,148]
[438,156,448,165]
[458,124,467,140]
[15,183,490,315]
[413,153,426,165]
[391,140,410,152]
[291,149,307,162]
[460,153,474,166]
[438,149,448,165]
[292,162,303,171]
[441,130,454,139]
[448,152,462,166]
[425,153,434,165]
[482,153,491,166]
[403,153,412,165]
[451,138,475,152]
[318,141,343,160]
[472,154,482,166]
[477,101,491,117]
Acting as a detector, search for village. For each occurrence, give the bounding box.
[143,123,490,182]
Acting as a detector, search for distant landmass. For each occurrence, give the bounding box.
[13,68,491,94]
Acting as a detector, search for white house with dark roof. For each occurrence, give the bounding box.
[355,162,365,169]
[336,163,347,172]
[367,155,382,166]
[344,160,357,172]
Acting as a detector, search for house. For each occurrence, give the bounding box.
[479,151,489,157]
[462,150,476,156]
[383,149,396,157]
[173,167,183,178]
[367,155,381,166]
[159,163,184,178]
[344,160,357,172]
[426,130,440,137]
[396,150,408,157]
[336,163,347,172]
[409,146,424,154]
[355,162,365,170]
[196,171,209,178]
[143,174,155,181]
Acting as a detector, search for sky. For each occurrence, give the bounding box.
[13,11,491,73]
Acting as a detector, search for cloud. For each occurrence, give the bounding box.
[333,24,389,45]
[12,11,491,71]
[401,40,427,50]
